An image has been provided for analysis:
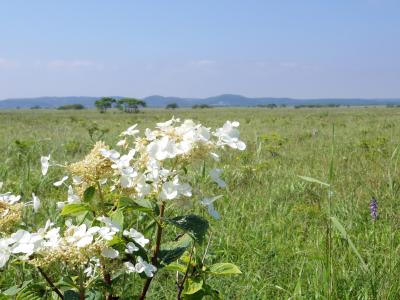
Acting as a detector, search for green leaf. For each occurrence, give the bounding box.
[158,234,193,266]
[57,276,77,290]
[134,198,153,209]
[202,160,206,178]
[2,280,32,296]
[330,216,368,271]
[182,283,221,300]
[64,290,80,300]
[60,203,90,216]
[292,259,305,297]
[86,290,104,300]
[15,284,46,300]
[184,278,203,295]
[165,215,209,243]
[164,262,187,273]
[119,197,153,213]
[110,209,124,229]
[209,263,242,275]
[83,186,96,202]
[107,235,124,247]
[298,175,330,187]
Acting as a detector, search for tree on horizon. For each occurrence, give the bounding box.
[95,97,116,113]
[118,98,146,113]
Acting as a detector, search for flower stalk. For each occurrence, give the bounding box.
[37,267,64,300]
[140,201,166,300]
[176,244,194,299]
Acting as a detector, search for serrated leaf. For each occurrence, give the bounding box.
[57,276,77,290]
[2,280,32,296]
[298,175,330,187]
[64,290,80,300]
[164,262,187,273]
[209,263,242,275]
[165,215,209,243]
[60,203,90,216]
[184,278,203,295]
[134,198,153,209]
[16,284,46,300]
[158,234,193,266]
[119,197,153,213]
[86,290,104,300]
[83,186,96,202]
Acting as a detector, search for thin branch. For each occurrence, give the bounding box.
[102,264,114,300]
[37,267,64,300]
[79,268,85,300]
[176,245,194,300]
[140,201,165,300]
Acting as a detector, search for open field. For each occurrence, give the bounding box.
[2,107,400,299]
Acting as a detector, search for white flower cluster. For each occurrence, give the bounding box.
[0,216,156,276]
[124,256,157,277]
[0,220,99,268]
[99,118,246,217]
[40,119,245,218]
[0,191,23,229]
[0,220,58,268]
[0,119,245,279]
[0,192,21,205]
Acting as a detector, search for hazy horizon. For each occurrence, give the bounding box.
[3,94,400,102]
[1,1,400,99]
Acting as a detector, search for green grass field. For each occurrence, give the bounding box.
[2,107,400,299]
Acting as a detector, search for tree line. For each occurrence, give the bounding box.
[95,97,146,113]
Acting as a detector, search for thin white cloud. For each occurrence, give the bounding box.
[279,62,299,69]
[278,61,320,72]
[46,59,104,70]
[0,57,20,69]
[188,59,216,68]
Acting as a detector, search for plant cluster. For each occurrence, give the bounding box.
[0,118,245,299]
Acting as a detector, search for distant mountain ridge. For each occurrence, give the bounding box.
[1,94,400,109]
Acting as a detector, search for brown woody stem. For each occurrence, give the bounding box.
[140,201,165,300]
[37,267,64,300]
[176,245,194,300]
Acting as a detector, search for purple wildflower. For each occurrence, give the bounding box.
[370,197,378,220]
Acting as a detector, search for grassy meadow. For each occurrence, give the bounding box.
[1,107,400,299]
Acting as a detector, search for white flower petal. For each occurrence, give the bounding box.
[40,155,50,176]
[53,176,69,187]
[32,193,40,213]
[101,247,119,259]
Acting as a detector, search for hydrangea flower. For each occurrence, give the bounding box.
[123,228,149,247]
[0,117,247,298]
[101,247,119,259]
[53,176,69,187]
[160,177,192,200]
[0,238,12,268]
[32,193,40,213]
[121,124,139,136]
[0,193,21,204]
[135,256,157,277]
[201,195,223,220]
[214,121,246,150]
[209,169,226,188]
[41,155,51,176]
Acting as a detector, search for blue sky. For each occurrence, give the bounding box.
[0,0,399,99]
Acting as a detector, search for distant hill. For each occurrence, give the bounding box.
[1,94,400,109]
[144,94,400,107]
[0,97,101,109]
